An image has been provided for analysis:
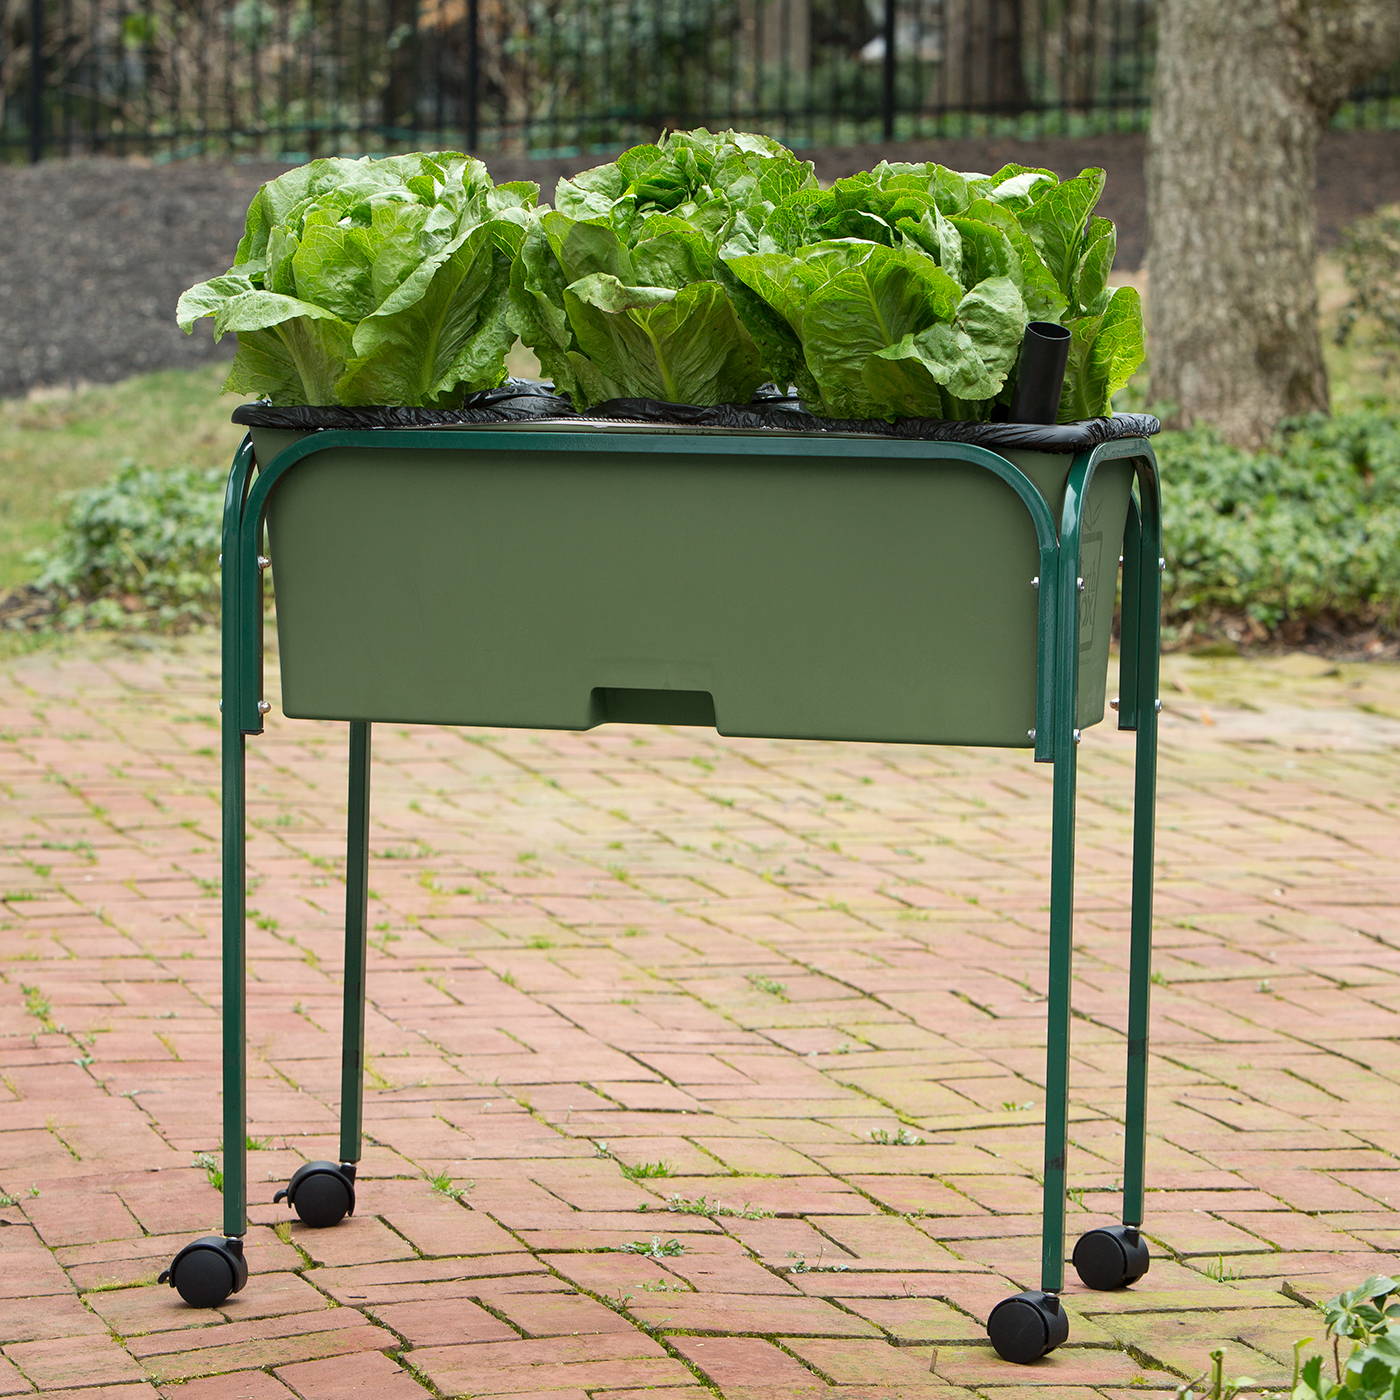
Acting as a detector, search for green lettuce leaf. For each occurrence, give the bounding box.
[336,222,520,407]
[873,275,1028,406]
[797,244,963,417]
[560,275,761,407]
[1060,286,1146,421]
[179,151,536,406]
[512,131,805,407]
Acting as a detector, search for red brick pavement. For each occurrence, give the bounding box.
[2,639,1400,1398]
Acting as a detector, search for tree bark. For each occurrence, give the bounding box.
[1147,0,1400,448]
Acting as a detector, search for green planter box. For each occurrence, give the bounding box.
[252,425,1133,747]
[164,418,1163,1361]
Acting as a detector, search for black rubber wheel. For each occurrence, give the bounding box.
[274,1161,356,1228]
[158,1236,248,1308]
[1072,1225,1151,1291]
[987,1290,1070,1364]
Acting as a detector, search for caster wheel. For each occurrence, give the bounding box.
[158,1236,247,1308]
[987,1289,1069,1363]
[274,1161,356,1228]
[1073,1225,1150,1290]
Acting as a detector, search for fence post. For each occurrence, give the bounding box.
[881,0,896,141]
[465,0,481,152]
[28,0,45,163]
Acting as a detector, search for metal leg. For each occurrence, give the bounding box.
[220,716,248,1240]
[269,721,371,1231]
[986,463,1085,1364]
[1068,465,1159,1296]
[1122,489,1162,1228]
[340,721,371,1166]
[1039,601,1080,1296]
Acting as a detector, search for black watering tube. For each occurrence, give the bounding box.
[1008,321,1072,425]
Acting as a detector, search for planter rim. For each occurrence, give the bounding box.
[233,390,1160,454]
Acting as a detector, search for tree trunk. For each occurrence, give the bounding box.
[1148,0,1400,448]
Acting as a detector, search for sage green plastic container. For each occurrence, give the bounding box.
[252,425,1132,746]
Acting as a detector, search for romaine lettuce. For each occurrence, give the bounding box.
[720,157,1142,421]
[509,129,817,409]
[177,152,536,407]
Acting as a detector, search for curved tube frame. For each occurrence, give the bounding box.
[214,427,1163,1315]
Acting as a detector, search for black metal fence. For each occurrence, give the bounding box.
[4,0,1398,164]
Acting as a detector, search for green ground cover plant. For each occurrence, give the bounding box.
[1156,409,1400,644]
[33,462,226,631]
[0,364,233,592]
[1177,1276,1400,1400]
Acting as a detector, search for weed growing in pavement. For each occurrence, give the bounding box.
[1175,1348,1254,1400]
[1204,1254,1239,1283]
[1150,970,1170,987]
[0,1193,17,1207]
[20,984,56,1031]
[620,1161,673,1180]
[194,1151,223,1192]
[246,1136,270,1150]
[1000,1100,1036,1112]
[869,1126,925,1146]
[526,934,555,949]
[429,1173,472,1202]
[638,1278,690,1292]
[614,1237,685,1258]
[746,973,788,999]
[643,1194,775,1220]
[785,1255,850,1274]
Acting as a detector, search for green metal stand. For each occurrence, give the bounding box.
[339,721,371,1167]
[169,426,1162,1366]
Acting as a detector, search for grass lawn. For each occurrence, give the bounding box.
[0,361,241,591]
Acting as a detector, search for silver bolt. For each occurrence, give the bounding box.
[1154,699,1163,713]
[1109,697,1120,711]
[257,700,271,714]
[1073,728,1082,743]
[1027,729,1037,741]
[1030,576,1040,589]
[1118,554,1125,565]
[217,553,223,566]
[1158,557,1166,572]
[1076,577,1085,591]
[257,555,271,571]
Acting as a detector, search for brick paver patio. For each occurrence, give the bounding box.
[2,637,1399,1399]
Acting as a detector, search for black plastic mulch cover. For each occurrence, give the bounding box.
[230,380,573,429]
[232,380,1159,452]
